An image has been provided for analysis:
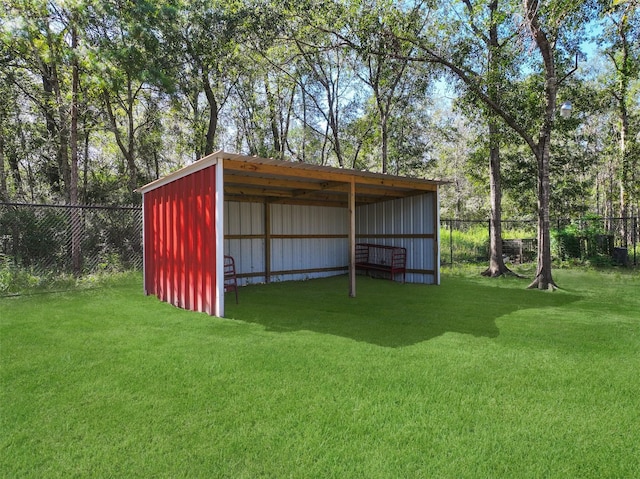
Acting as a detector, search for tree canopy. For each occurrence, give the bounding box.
[1,0,638,222]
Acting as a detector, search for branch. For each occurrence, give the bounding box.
[557,53,578,85]
[415,49,537,153]
[9,76,60,132]
[102,90,129,160]
[341,28,540,154]
[461,0,491,44]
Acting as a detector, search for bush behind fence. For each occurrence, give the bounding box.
[0,203,143,279]
[440,217,639,266]
[1,203,637,283]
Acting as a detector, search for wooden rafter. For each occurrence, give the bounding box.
[139,150,445,208]
[220,154,442,208]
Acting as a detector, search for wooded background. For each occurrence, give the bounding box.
[1,0,638,221]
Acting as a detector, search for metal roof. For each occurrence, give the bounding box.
[138,150,445,207]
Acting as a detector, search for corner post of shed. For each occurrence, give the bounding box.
[348,176,356,297]
[435,185,441,285]
[214,156,225,317]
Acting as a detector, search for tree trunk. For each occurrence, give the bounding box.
[0,135,7,201]
[525,0,557,290]
[41,62,70,198]
[482,118,511,277]
[82,131,90,203]
[301,82,308,162]
[381,113,389,174]
[8,148,24,198]
[326,91,344,167]
[48,61,71,200]
[265,77,281,157]
[70,21,82,275]
[192,89,202,160]
[280,86,295,161]
[202,69,218,156]
[103,86,137,193]
[529,143,556,290]
[616,18,630,244]
[125,79,137,192]
[481,0,510,277]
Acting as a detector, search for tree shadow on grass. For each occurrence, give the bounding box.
[225,275,582,348]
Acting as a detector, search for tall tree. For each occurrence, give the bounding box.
[285,3,359,167]
[600,0,639,239]
[360,0,589,289]
[344,1,423,173]
[3,0,73,199]
[455,0,519,277]
[0,71,15,201]
[89,0,174,194]
[176,0,246,158]
[69,10,82,274]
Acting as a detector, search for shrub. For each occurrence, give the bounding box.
[0,257,41,294]
[552,214,612,262]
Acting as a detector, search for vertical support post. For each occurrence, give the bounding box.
[264,199,271,283]
[214,157,225,317]
[349,176,356,297]
[434,189,441,285]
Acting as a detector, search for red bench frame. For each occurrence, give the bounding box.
[355,243,407,283]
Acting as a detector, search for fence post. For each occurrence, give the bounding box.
[633,216,637,265]
[449,219,453,265]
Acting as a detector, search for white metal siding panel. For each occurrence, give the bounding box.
[270,204,347,235]
[224,201,266,285]
[270,204,348,282]
[222,195,438,286]
[356,194,436,284]
[225,202,263,235]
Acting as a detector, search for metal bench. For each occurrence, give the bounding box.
[355,243,407,283]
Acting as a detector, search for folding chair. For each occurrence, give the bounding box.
[224,255,239,304]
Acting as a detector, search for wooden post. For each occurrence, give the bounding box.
[264,199,271,283]
[434,190,441,285]
[349,177,356,297]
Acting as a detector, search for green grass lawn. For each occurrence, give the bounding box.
[2,268,639,478]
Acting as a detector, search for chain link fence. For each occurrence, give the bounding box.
[1,203,637,286]
[440,216,639,267]
[0,203,143,278]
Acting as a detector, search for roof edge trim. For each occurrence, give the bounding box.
[135,150,224,194]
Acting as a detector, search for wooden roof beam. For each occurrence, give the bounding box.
[223,173,329,191]
[225,159,439,192]
[224,186,295,198]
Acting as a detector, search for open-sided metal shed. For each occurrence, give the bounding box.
[137,150,445,317]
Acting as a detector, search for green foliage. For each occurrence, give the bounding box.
[552,214,614,262]
[0,257,39,293]
[1,0,638,229]
[441,223,490,263]
[0,255,138,294]
[0,206,66,270]
[0,204,143,282]
[441,221,539,264]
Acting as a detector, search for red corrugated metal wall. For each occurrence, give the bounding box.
[143,166,217,315]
